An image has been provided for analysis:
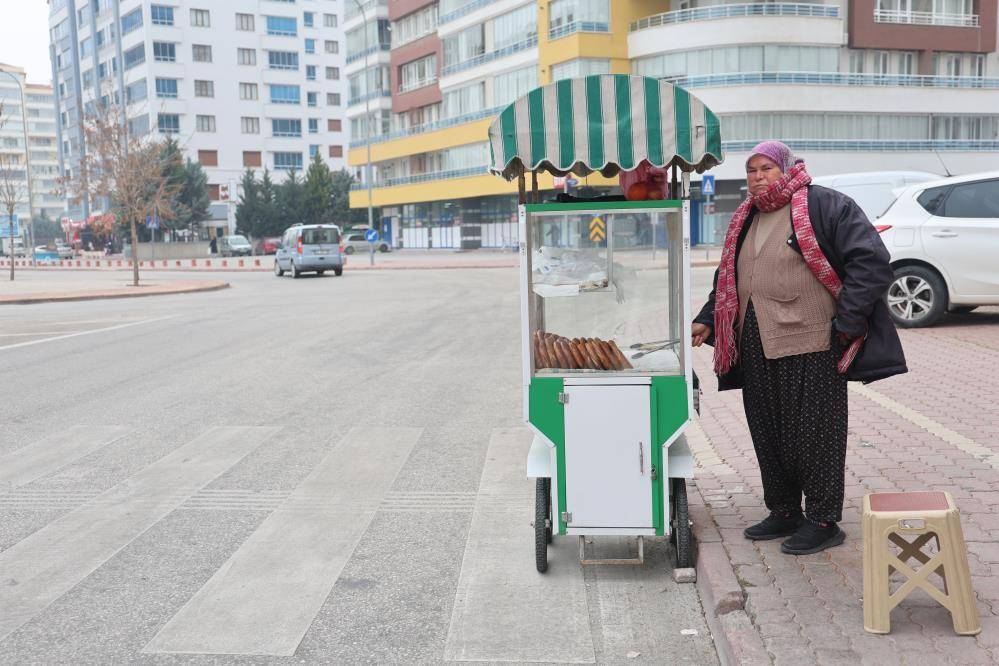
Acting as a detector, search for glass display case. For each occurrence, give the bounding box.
[523,201,687,377]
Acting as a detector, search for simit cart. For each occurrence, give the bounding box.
[486,74,724,572]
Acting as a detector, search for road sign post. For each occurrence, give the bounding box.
[589,216,605,244]
[365,228,379,266]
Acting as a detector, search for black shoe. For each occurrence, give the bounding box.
[743,511,805,541]
[781,521,846,555]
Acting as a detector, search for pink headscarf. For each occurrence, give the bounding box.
[745,140,799,173]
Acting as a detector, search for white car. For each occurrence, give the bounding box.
[812,170,939,222]
[875,170,999,327]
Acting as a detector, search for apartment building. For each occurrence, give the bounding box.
[49,0,349,234]
[0,64,65,222]
[347,0,999,247]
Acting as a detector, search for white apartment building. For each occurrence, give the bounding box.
[49,0,349,232]
[0,64,65,222]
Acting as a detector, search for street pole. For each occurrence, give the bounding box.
[1,69,36,267]
[353,0,376,263]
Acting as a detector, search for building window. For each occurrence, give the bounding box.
[327,119,341,132]
[190,8,210,27]
[269,84,301,104]
[308,144,320,158]
[493,65,537,107]
[329,145,343,158]
[266,15,297,36]
[194,80,214,97]
[121,7,143,34]
[126,79,148,104]
[274,152,303,170]
[153,42,177,62]
[158,113,180,134]
[239,82,259,100]
[973,53,985,77]
[236,13,255,31]
[392,4,438,48]
[307,91,318,107]
[272,118,303,137]
[873,50,890,75]
[399,54,437,92]
[155,77,178,98]
[551,58,610,81]
[849,50,865,74]
[308,118,319,134]
[306,65,317,80]
[196,115,216,132]
[898,51,916,76]
[327,93,340,106]
[442,24,485,69]
[325,66,340,80]
[268,51,299,70]
[324,13,337,27]
[124,44,145,70]
[198,149,218,166]
[237,48,256,66]
[241,116,260,134]
[151,5,174,26]
[324,40,339,54]
[303,11,314,27]
[443,81,484,118]
[128,115,150,136]
[192,44,212,62]
[207,184,221,200]
[243,151,262,167]
[549,0,609,35]
[305,38,316,54]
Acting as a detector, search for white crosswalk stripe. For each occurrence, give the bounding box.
[0,426,132,488]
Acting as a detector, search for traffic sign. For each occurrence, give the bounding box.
[146,215,160,229]
[0,215,20,238]
[365,229,379,243]
[566,177,578,187]
[701,175,715,197]
[589,216,606,243]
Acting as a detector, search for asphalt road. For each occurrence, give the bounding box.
[0,266,720,664]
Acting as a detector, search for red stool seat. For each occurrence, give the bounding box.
[868,491,949,512]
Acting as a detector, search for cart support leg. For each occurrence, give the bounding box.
[579,535,645,566]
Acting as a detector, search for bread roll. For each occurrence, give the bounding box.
[568,340,587,369]
[585,341,609,370]
[609,342,633,370]
[535,334,551,368]
[545,337,558,368]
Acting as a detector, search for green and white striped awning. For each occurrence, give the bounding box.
[488,74,723,181]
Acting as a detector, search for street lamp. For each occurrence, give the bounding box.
[0,69,36,267]
[352,0,376,247]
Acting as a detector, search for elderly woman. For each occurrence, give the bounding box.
[692,141,906,555]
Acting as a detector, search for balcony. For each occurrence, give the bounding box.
[346,43,392,65]
[350,165,487,190]
[439,0,492,25]
[347,89,393,106]
[398,77,439,94]
[665,71,999,89]
[440,35,538,76]
[345,0,387,23]
[548,20,610,40]
[349,105,503,148]
[630,2,839,30]
[873,9,979,26]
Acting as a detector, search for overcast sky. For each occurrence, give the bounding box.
[0,2,54,84]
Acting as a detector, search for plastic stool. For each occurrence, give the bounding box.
[862,491,980,635]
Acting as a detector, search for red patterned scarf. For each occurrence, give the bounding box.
[713,162,863,376]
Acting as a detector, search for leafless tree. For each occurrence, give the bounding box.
[0,101,27,281]
[61,99,180,286]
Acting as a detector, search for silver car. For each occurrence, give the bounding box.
[342,231,391,254]
[274,224,344,278]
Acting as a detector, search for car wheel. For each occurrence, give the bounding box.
[344,246,355,255]
[274,260,284,276]
[379,243,389,253]
[887,266,946,328]
[291,262,300,279]
[334,266,343,277]
[317,270,325,276]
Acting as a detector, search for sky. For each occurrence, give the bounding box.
[0,2,54,85]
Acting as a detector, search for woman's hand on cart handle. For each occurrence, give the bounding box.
[692,323,712,347]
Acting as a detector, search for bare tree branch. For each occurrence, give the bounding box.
[0,100,28,281]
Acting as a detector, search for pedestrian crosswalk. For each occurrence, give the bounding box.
[0,426,131,488]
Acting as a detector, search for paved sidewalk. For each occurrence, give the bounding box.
[689,306,999,665]
[0,271,228,304]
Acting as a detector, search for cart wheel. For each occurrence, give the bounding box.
[535,477,551,573]
[670,479,693,569]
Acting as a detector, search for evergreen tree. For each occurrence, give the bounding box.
[277,170,305,227]
[159,138,210,234]
[235,169,261,239]
[331,169,370,228]
[258,169,282,236]
[302,152,334,226]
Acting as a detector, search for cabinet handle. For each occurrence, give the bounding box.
[639,441,644,475]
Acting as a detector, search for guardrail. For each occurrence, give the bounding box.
[441,35,538,77]
[350,166,487,190]
[723,139,999,151]
[664,71,999,89]
[439,0,492,25]
[345,43,391,65]
[349,105,504,148]
[548,21,610,40]
[347,89,393,107]
[874,8,978,26]
[630,2,839,30]
[398,77,439,94]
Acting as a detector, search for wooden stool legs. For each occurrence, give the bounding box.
[863,493,980,635]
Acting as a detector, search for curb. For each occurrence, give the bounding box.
[691,484,770,666]
[0,281,230,305]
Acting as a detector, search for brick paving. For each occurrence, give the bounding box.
[689,306,999,665]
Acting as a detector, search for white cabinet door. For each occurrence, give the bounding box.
[564,385,652,529]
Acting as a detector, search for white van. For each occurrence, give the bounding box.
[811,171,940,221]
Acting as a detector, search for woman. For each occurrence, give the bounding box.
[692,141,906,555]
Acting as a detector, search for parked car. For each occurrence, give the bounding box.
[274,224,344,278]
[219,235,252,257]
[255,236,281,255]
[811,170,940,222]
[54,240,74,259]
[874,170,999,327]
[342,231,390,254]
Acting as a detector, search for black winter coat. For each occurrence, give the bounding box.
[694,184,907,391]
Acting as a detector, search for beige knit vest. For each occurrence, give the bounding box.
[737,205,837,359]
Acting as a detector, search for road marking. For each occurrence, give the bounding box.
[443,428,596,663]
[0,426,275,642]
[849,383,999,468]
[0,426,131,489]
[0,316,176,351]
[143,426,422,657]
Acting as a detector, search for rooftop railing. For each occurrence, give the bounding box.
[548,21,610,40]
[630,2,839,30]
[440,35,538,77]
[874,8,979,26]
